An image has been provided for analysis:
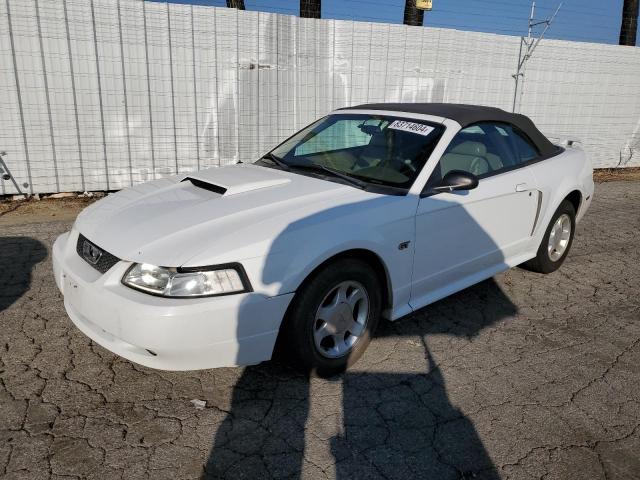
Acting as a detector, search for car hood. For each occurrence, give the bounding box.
[75,164,372,267]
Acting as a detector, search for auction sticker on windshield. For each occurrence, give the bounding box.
[388,120,435,136]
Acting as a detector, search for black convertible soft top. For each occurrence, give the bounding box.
[339,103,558,157]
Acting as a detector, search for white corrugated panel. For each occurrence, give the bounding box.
[192,4,219,168]
[315,19,335,114]
[295,17,318,129]
[214,7,239,165]
[276,14,297,144]
[237,10,259,162]
[367,22,389,104]
[145,1,177,178]
[169,3,198,174]
[350,21,372,106]
[93,0,129,189]
[1,0,640,194]
[0,0,29,195]
[120,0,154,184]
[66,0,108,191]
[256,11,279,157]
[522,39,640,168]
[11,0,56,193]
[332,18,353,107]
[38,0,83,193]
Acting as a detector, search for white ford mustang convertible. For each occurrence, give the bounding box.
[53,103,593,374]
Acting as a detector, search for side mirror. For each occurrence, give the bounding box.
[423,170,479,196]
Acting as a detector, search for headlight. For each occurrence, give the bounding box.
[122,263,251,297]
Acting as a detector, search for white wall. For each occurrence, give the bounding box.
[1,0,639,194]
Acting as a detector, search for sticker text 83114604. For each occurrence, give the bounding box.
[387,120,435,136]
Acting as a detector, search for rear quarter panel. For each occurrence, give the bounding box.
[529,146,594,241]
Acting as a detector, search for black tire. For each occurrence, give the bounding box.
[279,258,382,377]
[522,199,576,274]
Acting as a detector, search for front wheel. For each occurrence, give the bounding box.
[522,199,576,274]
[281,259,382,376]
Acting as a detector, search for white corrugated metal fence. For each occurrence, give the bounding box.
[1,0,639,194]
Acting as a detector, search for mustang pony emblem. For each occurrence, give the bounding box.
[82,240,102,265]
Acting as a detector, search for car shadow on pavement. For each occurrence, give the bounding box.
[203,278,515,479]
[0,236,47,313]
[203,191,522,478]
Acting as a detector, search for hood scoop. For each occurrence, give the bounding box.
[182,177,227,195]
[184,164,291,196]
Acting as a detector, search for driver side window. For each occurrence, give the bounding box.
[430,122,539,184]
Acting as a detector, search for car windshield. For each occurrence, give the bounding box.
[263,114,445,190]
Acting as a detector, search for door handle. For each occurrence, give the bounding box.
[515,183,528,192]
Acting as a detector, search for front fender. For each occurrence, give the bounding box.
[239,196,418,314]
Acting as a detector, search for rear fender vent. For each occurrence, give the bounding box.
[182,177,227,195]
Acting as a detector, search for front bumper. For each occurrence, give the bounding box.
[53,230,294,371]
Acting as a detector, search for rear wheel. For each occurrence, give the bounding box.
[522,199,576,274]
[281,259,382,376]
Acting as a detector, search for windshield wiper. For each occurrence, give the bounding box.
[260,152,290,170]
[290,163,368,190]
[260,154,367,190]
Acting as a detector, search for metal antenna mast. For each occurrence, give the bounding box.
[512,1,562,112]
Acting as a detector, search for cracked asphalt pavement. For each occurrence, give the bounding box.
[1,181,639,479]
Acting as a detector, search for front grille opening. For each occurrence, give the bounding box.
[76,234,121,274]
